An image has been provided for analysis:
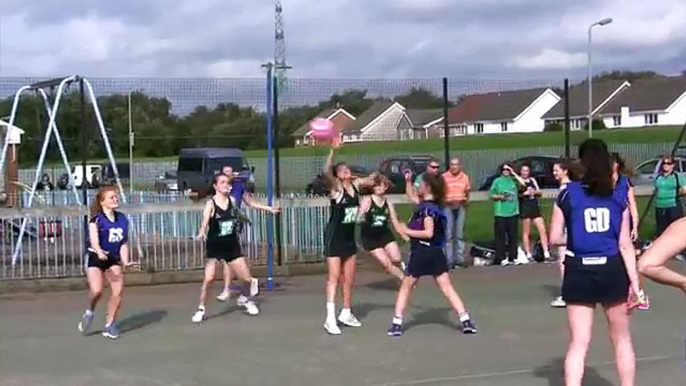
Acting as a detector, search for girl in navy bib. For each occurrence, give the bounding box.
[549,139,641,385]
[387,172,476,337]
[78,186,135,340]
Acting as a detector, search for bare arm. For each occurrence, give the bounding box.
[387,202,408,240]
[119,243,130,266]
[618,208,641,295]
[242,195,280,213]
[627,187,639,234]
[88,222,106,257]
[197,200,214,238]
[323,149,340,190]
[549,204,566,246]
[403,216,434,240]
[405,172,420,204]
[357,196,372,222]
[531,178,543,197]
[353,172,378,189]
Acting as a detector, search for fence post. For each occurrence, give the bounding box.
[272,75,283,267]
[79,79,89,257]
[442,77,450,167]
[563,79,571,158]
[264,65,275,291]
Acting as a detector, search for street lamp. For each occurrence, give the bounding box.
[587,17,613,138]
[127,89,142,195]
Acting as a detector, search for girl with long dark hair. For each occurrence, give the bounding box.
[191,173,279,323]
[549,139,641,385]
[387,172,477,337]
[78,186,137,340]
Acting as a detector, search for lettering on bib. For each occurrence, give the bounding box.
[372,214,387,227]
[219,220,235,236]
[342,207,358,224]
[108,228,124,243]
[583,207,610,233]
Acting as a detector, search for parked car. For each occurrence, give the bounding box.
[378,155,441,194]
[177,148,255,193]
[306,165,370,196]
[155,170,179,193]
[632,154,686,186]
[477,156,562,191]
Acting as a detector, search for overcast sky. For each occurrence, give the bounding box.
[2,0,685,81]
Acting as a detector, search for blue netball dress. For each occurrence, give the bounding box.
[406,201,449,277]
[558,181,630,304]
[87,211,129,271]
[614,174,634,229]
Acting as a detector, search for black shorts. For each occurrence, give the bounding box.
[520,201,542,219]
[406,245,449,278]
[206,238,243,263]
[87,251,121,271]
[324,227,357,259]
[562,255,629,305]
[361,231,396,252]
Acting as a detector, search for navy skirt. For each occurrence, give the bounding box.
[562,255,629,305]
[407,244,449,278]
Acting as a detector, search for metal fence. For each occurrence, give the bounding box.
[0,187,658,281]
[14,141,675,193]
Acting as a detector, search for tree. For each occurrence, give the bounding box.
[394,87,444,109]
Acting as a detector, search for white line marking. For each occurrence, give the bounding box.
[368,355,674,386]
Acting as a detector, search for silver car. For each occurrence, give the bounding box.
[633,156,686,186]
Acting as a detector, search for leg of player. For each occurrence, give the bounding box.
[387,275,419,337]
[325,257,342,335]
[384,241,406,275]
[217,262,232,302]
[228,257,259,316]
[102,265,124,339]
[434,272,477,334]
[79,267,104,334]
[638,217,686,295]
[533,216,551,260]
[565,303,595,386]
[521,217,533,259]
[370,247,404,280]
[192,259,217,323]
[551,250,567,308]
[604,301,636,386]
[338,255,361,328]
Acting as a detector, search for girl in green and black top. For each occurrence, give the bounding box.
[653,154,686,237]
[359,174,406,281]
[322,136,376,336]
[191,173,279,324]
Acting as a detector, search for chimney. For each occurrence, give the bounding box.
[620,106,630,126]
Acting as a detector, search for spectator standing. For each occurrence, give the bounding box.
[442,158,470,268]
[489,163,520,266]
[653,154,686,238]
[413,158,441,190]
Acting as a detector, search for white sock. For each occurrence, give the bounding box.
[458,311,470,322]
[339,308,351,318]
[198,305,206,312]
[85,309,93,315]
[526,253,532,260]
[392,316,403,325]
[326,302,336,319]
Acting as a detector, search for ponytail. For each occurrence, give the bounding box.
[579,139,614,196]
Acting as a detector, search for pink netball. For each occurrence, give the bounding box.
[309,118,336,139]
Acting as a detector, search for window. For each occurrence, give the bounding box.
[207,157,244,172]
[474,123,484,134]
[636,160,658,176]
[388,160,402,174]
[644,113,658,125]
[529,159,546,175]
[408,130,414,139]
[613,116,621,127]
[500,122,508,132]
[178,157,203,172]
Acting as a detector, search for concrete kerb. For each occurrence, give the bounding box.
[0,260,385,295]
